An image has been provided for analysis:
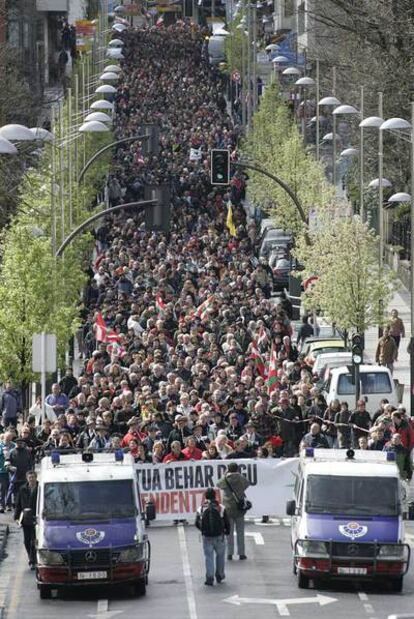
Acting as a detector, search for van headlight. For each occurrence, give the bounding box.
[297,540,329,557]
[118,545,144,563]
[37,550,65,565]
[378,545,405,558]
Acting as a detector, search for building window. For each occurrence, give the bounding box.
[8,20,19,47]
[284,0,295,17]
[298,1,305,34]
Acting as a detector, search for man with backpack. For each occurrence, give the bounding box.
[195,487,230,586]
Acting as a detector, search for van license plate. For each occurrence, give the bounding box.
[337,567,367,575]
[77,571,107,580]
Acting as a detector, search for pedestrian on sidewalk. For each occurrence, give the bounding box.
[217,462,251,561]
[14,470,38,569]
[388,309,405,356]
[375,327,398,374]
[195,488,230,586]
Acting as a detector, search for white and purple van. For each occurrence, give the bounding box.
[286,449,410,592]
[36,452,155,599]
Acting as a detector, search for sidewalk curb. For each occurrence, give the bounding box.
[0,526,9,561]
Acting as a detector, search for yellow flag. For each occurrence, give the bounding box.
[226,201,237,236]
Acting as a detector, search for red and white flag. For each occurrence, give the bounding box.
[95,312,121,344]
[257,325,268,349]
[155,292,166,313]
[267,343,280,394]
[250,340,266,378]
[193,295,215,321]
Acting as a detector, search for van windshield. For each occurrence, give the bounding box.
[305,475,399,516]
[337,371,392,395]
[43,480,136,521]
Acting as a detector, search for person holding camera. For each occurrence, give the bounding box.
[217,462,251,561]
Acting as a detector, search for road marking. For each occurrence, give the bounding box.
[245,532,265,545]
[87,612,123,618]
[359,593,369,601]
[98,600,109,613]
[253,518,290,527]
[223,593,337,616]
[177,524,198,619]
[7,542,26,617]
[364,604,375,615]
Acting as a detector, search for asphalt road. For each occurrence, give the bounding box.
[1,519,414,619]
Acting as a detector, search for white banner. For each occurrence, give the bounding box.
[136,458,298,521]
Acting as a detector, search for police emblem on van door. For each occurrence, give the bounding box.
[76,528,105,546]
[338,522,368,540]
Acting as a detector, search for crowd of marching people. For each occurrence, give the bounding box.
[0,21,413,514]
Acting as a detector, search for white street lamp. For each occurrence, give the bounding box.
[112,23,127,32]
[95,84,117,94]
[368,177,392,189]
[0,124,35,141]
[388,192,411,202]
[91,100,114,111]
[318,96,341,107]
[0,136,18,154]
[79,121,110,133]
[282,67,301,76]
[108,38,124,47]
[340,147,359,157]
[84,112,112,123]
[104,64,121,73]
[272,55,288,63]
[30,127,55,142]
[99,71,120,81]
[295,77,315,86]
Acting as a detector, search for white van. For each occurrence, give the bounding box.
[208,36,225,65]
[313,351,353,378]
[287,449,410,591]
[322,364,398,412]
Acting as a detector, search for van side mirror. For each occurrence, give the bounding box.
[286,499,296,516]
[145,500,156,522]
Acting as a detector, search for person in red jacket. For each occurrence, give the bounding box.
[162,440,189,464]
[390,411,413,450]
[121,417,147,448]
[182,436,202,460]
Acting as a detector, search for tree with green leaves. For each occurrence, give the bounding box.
[242,83,335,235]
[294,215,397,334]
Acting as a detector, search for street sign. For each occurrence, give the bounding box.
[32,333,56,373]
[303,275,318,291]
[232,70,241,82]
[223,593,337,615]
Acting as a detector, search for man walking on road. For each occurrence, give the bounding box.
[375,326,398,373]
[0,380,22,428]
[196,488,230,586]
[14,470,38,569]
[217,462,251,561]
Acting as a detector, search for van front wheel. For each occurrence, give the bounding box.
[390,577,403,593]
[135,578,146,596]
[297,570,309,589]
[39,585,52,599]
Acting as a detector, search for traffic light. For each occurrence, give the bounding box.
[351,333,363,365]
[211,149,230,185]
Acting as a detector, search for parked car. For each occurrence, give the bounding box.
[301,337,347,362]
[259,229,292,257]
[312,351,353,379]
[322,364,398,412]
[269,256,290,291]
[208,36,225,65]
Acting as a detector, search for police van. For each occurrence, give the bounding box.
[36,452,155,599]
[286,449,410,591]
